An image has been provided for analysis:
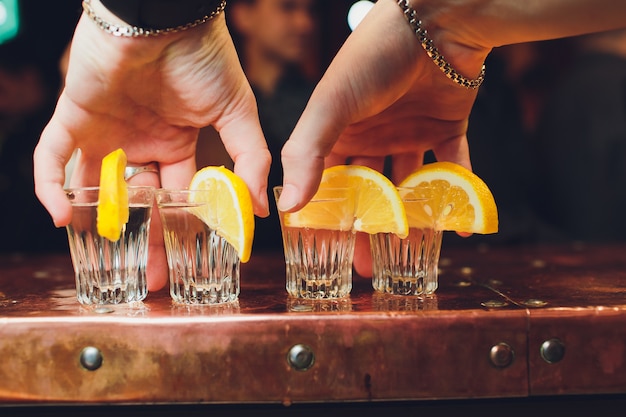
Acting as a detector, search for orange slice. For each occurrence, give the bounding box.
[188,166,254,263]
[97,148,129,241]
[284,165,408,237]
[399,162,498,233]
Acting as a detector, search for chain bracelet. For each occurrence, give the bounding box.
[82,0,226,37]
[396,0,485,89]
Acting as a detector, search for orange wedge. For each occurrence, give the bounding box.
[97,148,129,241]
[188,166,254,263]
[284,165,408,237]
[399,162,498,234]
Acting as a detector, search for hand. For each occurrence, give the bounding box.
[279,0,490,276]
[33,6,270,290]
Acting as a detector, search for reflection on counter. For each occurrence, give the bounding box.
[372,292,438,312]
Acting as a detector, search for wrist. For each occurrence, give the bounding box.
[88,0,127,27]
[399,0,490,88]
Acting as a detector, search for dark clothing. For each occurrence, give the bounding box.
[0,1,80,253]
[532,52,626,241]
[0,107,69,253]
[251,68,315,251]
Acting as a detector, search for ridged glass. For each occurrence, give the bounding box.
[157,189,239,305]
[65,186,154,305]
[370,227,443,296]
[274,186,356,299]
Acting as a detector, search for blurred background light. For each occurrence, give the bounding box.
[0,0,19,45]
[347,0,374,31]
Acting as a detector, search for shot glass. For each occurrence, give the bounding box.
[274,186,356,299]
[65,186,155,305]
[156,189,240,305]
[370,188,443,296]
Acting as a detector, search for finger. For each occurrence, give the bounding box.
[147,199,169,291]
[127,164,168,291]
[69,151,102,187]
[280,7,419,212]
[353,232,373,278]
[218,107,271,218]
[348,156,385,173]
[33,118,76,227]
[391,152,424,184]
[233,150,270,218]
[159,157,195,189]
[432,134,472,171]
[324,152,347,168]
[279,92,348,212]
[143,158,196,291]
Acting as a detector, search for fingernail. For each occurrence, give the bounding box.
[277,184,299,212]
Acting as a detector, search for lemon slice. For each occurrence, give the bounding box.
[399,162,498,233]
[96,148,129,241]
[188,166,254,263]
[284,165,408,238]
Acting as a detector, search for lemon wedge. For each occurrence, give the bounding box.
[284,165,408,238]
[399,162,498,234]
[97,148,129,241]
[188,166,255,263]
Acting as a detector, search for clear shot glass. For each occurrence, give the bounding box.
[370,189,443,296]
[156,189,240,305]
[274,186,356,299]
[65,186,155,305]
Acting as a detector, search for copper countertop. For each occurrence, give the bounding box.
[1,243,626,405]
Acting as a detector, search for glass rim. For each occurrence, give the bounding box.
[155,188,212,192]
[64,185,156,192]
[273,185,356,206]
[273,185,354,191]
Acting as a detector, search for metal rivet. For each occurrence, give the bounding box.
[489,342,515,368]
[287,344,315,371]
[80,346,103,371]
[540,338,565,364]
[524,299,548,308]
[481,300,508,308]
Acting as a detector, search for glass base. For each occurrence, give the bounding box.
[286,270,352,299]
[75,272,147,305]
[170,279,239,305]
[372,274,438,296]
[370,228,442,297]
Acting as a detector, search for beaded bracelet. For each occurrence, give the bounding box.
[396,0,485,89]
[82,0,226,37]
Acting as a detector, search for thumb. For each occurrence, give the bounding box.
[279,92,348,212]
[33,118,76,227]
[279,0,419,212]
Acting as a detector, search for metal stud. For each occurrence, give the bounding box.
[287,344,315,371]
[540,338,565,364]
[524,299,548,308]
[489,342,515,368]
[79,346,103,371]
[481,300,508,308]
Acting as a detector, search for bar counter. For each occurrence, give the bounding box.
[2,242,626,412]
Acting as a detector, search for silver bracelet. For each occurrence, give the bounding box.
[396,0,485,89]
[82,0,226,37]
